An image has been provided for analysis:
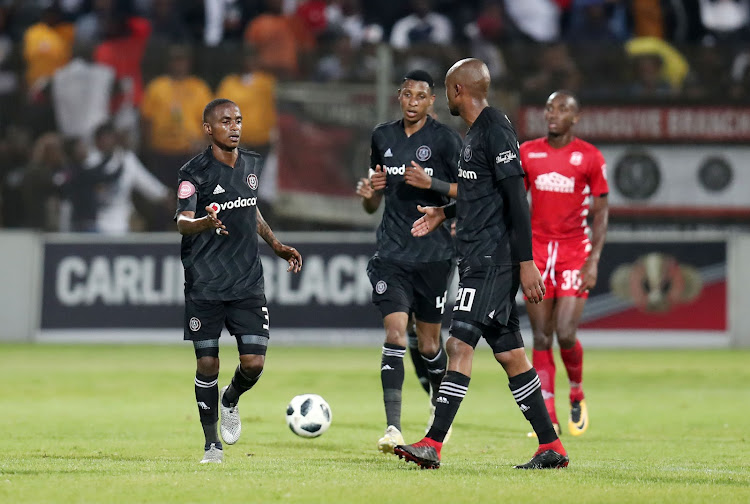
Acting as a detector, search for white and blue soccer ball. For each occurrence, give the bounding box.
[286,393,332,438]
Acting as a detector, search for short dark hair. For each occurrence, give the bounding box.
[402,69,434,90]
[203,98,237,123]
[94,121,116,140]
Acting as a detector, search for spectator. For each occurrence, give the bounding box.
[94,12,151,142]
[244,0,300,78]
[314,32,357,82]
[216,48,277,157]
[326,0,368,47]
[0,7,19,126]
[0,126,33,228]
[20,132,69,230]
[625,36,689,91]
[389,0,452,50]
[627,53,674,97]
[464,1,508,81]
[566,0,629,43]
[74,0,116,44]
[51,44,115,143]
[522,43,582,97]
[82,122,169,234]
[22,6,75,93]
[141,44,212,186]
[699,0,750,43]
[504,0,561,42]
[148,0,193,44]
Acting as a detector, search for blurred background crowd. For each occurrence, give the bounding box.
[0,0,749,233]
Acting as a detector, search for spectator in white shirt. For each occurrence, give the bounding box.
[389,0,452,49]
[84,122,169,234]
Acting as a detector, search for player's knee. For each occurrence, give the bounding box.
[532,331,553,350]
[239,354,265,378]
[446,336,474,360]
[196,356,219,375]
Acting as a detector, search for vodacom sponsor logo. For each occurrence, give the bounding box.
[209,196,257,214]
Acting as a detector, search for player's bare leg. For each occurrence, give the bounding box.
[554,296,588,436]
[494,348,568,469]
[378,312,408,453]
[395,336,473,468]
[526,299,561,435]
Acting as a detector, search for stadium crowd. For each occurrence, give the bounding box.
[0,0,749,232]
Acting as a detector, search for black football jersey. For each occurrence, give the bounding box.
[175,147,265,302]
[370,116,462,262]
[455,107,525,264]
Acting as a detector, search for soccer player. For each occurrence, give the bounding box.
[355,69,462,453]
[520,90,608,437]
[396,58,568,470]
[176,98,302,464]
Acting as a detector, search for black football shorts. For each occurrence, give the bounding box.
[184,297,270,341]
[367,256,453,324]
[449,262,523,353]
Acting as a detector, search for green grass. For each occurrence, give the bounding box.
[0,344,748,504]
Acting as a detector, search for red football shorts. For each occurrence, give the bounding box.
[532,237,591,300]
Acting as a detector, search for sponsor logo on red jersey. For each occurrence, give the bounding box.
[535,172,575,193]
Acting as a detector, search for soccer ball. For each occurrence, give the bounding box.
[285,393,332,438]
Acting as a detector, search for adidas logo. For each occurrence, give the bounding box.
[381,364,394,371]
[213,184,225,194]
[488,310,495,319]
[197,401,210,410]
[436,396,449,404]
[519,403,530,412]
[384,148,393,157]
[428,368,445,374]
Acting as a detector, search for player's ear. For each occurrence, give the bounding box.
[203,122,211,135]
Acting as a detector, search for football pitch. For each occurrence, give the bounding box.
[1,344,748,504]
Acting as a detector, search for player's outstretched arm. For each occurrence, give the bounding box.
[404,161,457,198]
[577,195,608,294]
[256,209,302,273]
[411,204,451,237]
[176,208,228,236]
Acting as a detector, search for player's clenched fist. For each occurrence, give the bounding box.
[520,260,545,303]
[370,164,387,190]
[356,177,374,199]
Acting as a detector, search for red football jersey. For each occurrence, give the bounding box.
[520,137,608,241]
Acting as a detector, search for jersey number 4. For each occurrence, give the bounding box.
[453,287,476,312]
[435,291,448,314]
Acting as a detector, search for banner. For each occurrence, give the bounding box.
[576,239,726,330]
[600,145,750,218]
[517,105,750,143]
[41,235,384,330]
[275,84,381,226]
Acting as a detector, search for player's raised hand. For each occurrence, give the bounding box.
[520,260,545,304]
[404,161,431,189]
[370,164,387,191]
[356,177,375,199]
[411,205,446,237]
[205,205,228,236]
[577,258,598,294]
[274,243,303,273]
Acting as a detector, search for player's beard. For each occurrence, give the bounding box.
[448,103,460,116]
